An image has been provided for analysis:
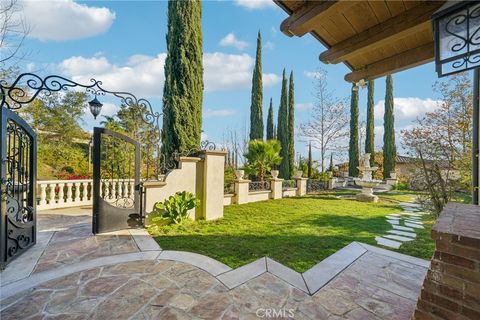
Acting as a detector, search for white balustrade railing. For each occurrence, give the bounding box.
[36,179,135,211]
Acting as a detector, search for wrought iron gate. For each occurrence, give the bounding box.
[0,107,37,268]
[92,127,143,234]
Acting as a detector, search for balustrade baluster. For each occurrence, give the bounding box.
[57,183,64,204]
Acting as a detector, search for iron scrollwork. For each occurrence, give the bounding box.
[249,181,271,192]
[0,73,164,178]
[436,3,480,76]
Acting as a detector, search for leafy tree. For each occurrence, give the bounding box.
[300,69,349,172]
[266,98,274,140]
[348,84,359,177]
[383,74,396,178]
[402,73,472,215]
[277,69,290,178]
[19,92,90,179]
[244,140,282,181]
[288,71,295,178]
[162,0,203,159]
[365,80,375,164]
[250,31,263,140]
[307,142,312,178]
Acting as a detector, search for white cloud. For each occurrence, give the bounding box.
[21,0,115,41]
[374,97,442,122]
[304,71,323,80]
[234,0,275,10]
[219,33,249,50]
[295,102,314,111]
[264,41,275,50]
[58,52,281,96]
[203,52,280,91]
[59,54,167,98]
[204,108,236,118]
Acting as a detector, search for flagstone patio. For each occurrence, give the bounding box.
[0,207,429,319]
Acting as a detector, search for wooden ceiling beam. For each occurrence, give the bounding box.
[344,42,434,83]
[320,1,443,64]
[280,0,343,37]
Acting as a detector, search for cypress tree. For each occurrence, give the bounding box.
[288,71,295,176]
[277,69,290,179]
[383,74,396,178]
[329,153,334,172]
[162,0,203,158]
[249,31,263,140]
[348,84,359,177]
[266,98,274,140]
[307,142,312,178]
[366,80,375,165]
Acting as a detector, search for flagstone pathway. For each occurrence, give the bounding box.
[0,207,429,319]
[375,202,427,249]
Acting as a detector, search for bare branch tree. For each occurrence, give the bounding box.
[300,69,349,172]
[1,0,30,71]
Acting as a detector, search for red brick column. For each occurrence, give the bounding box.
[413,203,480,319]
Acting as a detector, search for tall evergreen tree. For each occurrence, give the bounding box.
[162,0,203,158]
[329,153,334,172]
[307,142,312,178]
[288,71,295,176]
[266,98,274,140]
[348,84,359,177]
[277,69,290,179]
[249,31,263,140]
[365,80,375,164]
[383,74,396,178]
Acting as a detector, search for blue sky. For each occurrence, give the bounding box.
[12,0,458,161]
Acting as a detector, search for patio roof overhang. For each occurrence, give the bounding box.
[274,0,447,83]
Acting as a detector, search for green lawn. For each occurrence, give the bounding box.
[149,194,417,272]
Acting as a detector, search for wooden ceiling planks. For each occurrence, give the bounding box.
[275,0,446,82]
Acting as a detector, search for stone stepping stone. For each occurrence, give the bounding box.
[384,234,414,242]
[405,219,423,224]
[392,225,415,232]
[387,230,417,238]
[375,236,402,249]
[386,217,400,221]
[387,214,401,217]
[405,222,424,229]
[401,212,421,217]
[387,219,399,225]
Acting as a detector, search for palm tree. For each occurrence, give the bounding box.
[244,140,282,181]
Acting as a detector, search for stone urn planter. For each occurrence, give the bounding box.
[234,169,244,181]
[294,170,303,179]
[271,170,279,179]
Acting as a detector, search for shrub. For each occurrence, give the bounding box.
[152,191,200,225]
[392,182,408,190]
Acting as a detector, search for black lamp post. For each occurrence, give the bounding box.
[432,1,480,204]
[88,95,103,120]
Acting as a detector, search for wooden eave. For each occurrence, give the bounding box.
[274,0,446,82]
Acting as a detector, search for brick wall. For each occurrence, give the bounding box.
[413,203,480,319]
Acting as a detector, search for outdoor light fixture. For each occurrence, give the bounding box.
[88,95,103,119]
[432,1,480,77]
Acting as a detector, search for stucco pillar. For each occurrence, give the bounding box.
[269,178,283,199]
[234,179,251,204]
[295,178,308,196]
[198,150,227,220]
